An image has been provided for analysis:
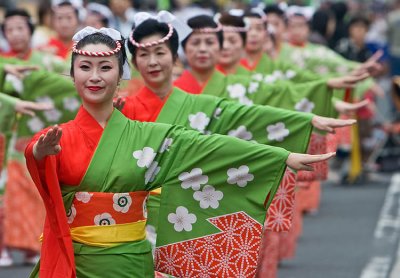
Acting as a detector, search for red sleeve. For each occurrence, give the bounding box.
[25,133,76,278]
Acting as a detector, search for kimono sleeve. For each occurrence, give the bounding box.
[146,125,289,247]
[246,79,334,117]
[208,99,313,154]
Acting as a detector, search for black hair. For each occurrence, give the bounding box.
[263,4,285,18]
[1,8,35,35]
[52,1,79,20]
[243,9,267,28]
[38,0,52,25]
[311,9,335,37]
[89,10,109,27]
[348,14,370,30]
[127,19,179,63]
[182,15,223,50]
[70,33,127,78]
[219,12,246,45]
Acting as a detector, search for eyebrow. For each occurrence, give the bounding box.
[79,59,113,64]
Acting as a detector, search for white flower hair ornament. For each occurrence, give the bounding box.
[71,26,131,80]
[129,11,192,48]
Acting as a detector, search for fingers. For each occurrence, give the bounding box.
[352,99,369,110]
[302,152,336,164]
[331,118,356,127]
[367,49,383,64]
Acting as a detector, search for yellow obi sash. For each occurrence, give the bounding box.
[67,191,149,247]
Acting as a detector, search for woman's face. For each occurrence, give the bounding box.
[73,43,120,106]
[219,31,244,67]
[245,17,267,54]
[3,16,31,53]
[134,34,174,88]
[287,16,309,44]
[184,32,221,72]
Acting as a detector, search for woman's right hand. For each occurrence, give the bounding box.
[286,152,336,171]
[4,64,39,79]
[33,125,62,161]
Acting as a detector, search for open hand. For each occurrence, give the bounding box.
[334,99,369,115]
[113,96,126,111]
[286,152,336,171]
[327,73,370,89]
[33,125,62,161]
[15,100,54,117]
[4,64,39,79]
[311,115,356,133]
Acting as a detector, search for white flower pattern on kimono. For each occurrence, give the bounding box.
[27,117,44,133]
[285,70,296,79]
[213,107,222,119]
[44,108,62,122]
[94,212,116,225]
[145,161,161,184]
[227,165,254,187]
[5,74,24,94]
[228,125,253,140]
[143,196,148,218]
[146,225,157,246]
[295,98,315,113]
[238,96,253,106]
[315,65,329,75]
[159,138,173,153]
[188,112,210,133]
[193,185,223,209]
[75,192,93,203]
[227,83,246,99]
[251,73,263,82]
[63,97,80,112]
[133,147,156,168]
[248,82,259,94]
[178,168,208,190]
[168,206,197,232]
[267,122,290,142]
[272,70,284,80]
[67,204,76,224]
[113,193,132,213]
[35,96,54,106]
[263,75,277,84]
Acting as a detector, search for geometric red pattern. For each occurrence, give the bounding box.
[155,212,263,278]
[264,169,296,232]
[297,133,328,181]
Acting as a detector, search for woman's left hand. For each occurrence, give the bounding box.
[15,100,54,117]
[311,115,356,133]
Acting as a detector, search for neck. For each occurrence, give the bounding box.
[189,67,215,85]
[83,101,114,128]
[353,38,364,49]
[245,50,262,66]
[146,80,173,100]
[14,48,31,60]
[58,36,72,46]
[219,60,240,74]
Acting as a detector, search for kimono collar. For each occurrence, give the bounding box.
[2,48,32,60]
[74,106,106,143]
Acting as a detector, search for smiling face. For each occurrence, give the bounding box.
[73,43,120,106]
[184,32,221,73]
[3,15,31,53]
[219,31,244,67]
[245,17,267,54]
[133,34,174,89]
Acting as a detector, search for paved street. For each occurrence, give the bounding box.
[0,172,399,278]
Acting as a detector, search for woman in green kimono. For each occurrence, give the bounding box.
[25,27,335,278]
[124,11,357,249]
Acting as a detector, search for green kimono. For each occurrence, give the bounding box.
[26,107,290,277]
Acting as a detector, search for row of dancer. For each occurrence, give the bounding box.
[0,5,382,278]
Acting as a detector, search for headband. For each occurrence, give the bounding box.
[130,11,192,48]
[72,27,131,80]
[192,23,222,33]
